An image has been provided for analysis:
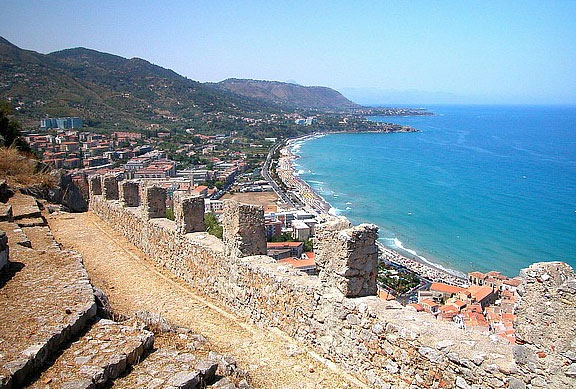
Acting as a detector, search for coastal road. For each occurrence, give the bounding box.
[261,140,299,208]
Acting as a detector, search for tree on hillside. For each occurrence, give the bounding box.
[0,101,31,152]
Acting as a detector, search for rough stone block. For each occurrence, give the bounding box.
[120,181,140,207]
[315,218,379,297]
[142,186,167,219]
[102,175,119,200]
[174,193,205,234]
[88,175,102,197]
[0,203,12,222]
[222,200,266,257]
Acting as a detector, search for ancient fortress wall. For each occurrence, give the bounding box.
[88,174,575,389]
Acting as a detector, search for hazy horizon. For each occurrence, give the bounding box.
[1,0,575,105]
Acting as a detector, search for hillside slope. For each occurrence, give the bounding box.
[0,37,281,131]
[215,78,359,110]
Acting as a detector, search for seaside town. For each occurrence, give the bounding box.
[16,114,527,345]
[1,4,575,387]
[272,137,525,344]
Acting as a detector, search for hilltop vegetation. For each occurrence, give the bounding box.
[0,37,288,133]
[0,37,362,138]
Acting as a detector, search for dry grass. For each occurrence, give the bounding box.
[0,147,57,190]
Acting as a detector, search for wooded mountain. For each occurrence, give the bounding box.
[0,37,281,131]
[0,37,359,132]
[215,78,359,110]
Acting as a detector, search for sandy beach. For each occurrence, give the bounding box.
[278,134,468,288]
[276,135,332,214]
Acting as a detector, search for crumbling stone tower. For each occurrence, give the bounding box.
[174,193,205,234]
[141,185,166,219]
[102,175,119,200]
[119,181,140,207]
[222,200,266,257]
[315,216,379,297]
[88,175,102,196]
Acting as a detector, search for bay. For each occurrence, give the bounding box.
[293,105,576,276]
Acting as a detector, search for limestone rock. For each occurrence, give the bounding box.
[167,371,200,388]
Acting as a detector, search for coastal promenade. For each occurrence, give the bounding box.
[271,134,468,290]
[275,136,331,214]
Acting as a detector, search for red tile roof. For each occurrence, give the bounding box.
[277,257,315,269]
[504,278,522,287]
[304,252,315,260]
[407,303,424,312]
[267,242,304,248]
[193,185,208,192]
[430,282,466,295]
[467,285,494,302]
[449,299,467,309]
[420,299,439,308]
[439,305,459,313]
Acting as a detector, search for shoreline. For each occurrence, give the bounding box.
[277,132,468,288]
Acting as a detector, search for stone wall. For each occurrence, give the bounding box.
[513,262,576,387]
[119,181,140,207]
[315,217,379,297]
[102,175,119,200]
[88,178,575,389]
[222,200,266,257]
[174,193,205,234]
[88,175,102,196]
[141,185,166,219]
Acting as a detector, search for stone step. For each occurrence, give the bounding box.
[27,319,154,389]
[0,222,96,388]
[0,204,12,222]
[112,333,218,389]
[0,222,31,248]
[9,193,42,221]
[16,217,47,228]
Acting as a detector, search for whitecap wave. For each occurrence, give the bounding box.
[328,207,341,216]
[391,238,466,278]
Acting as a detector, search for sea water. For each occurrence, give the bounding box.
[294,105,576,276]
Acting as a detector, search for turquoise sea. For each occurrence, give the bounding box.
[293,105,576,277]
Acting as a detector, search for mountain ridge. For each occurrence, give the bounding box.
[0,37,360,133]
[214,78,359,110]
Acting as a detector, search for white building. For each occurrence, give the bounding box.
[292,219,310,241]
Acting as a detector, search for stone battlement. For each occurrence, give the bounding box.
[87,175,576,388]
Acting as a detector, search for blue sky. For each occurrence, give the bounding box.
[1,1,575,104]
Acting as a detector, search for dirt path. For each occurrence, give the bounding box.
[48,211,366,389]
